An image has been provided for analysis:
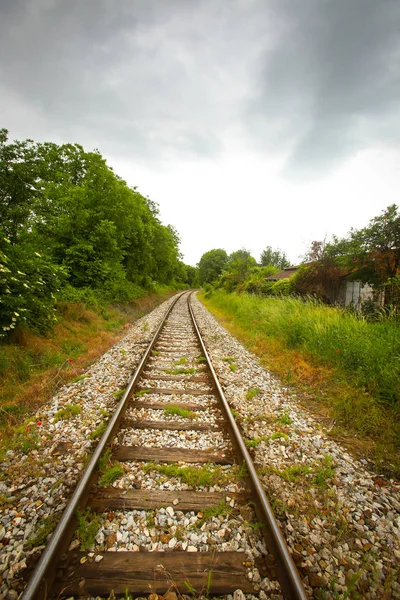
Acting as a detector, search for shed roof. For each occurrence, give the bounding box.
[267,266,299,281]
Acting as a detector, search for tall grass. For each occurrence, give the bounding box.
[202,291,400,475]
[208,291,400,406]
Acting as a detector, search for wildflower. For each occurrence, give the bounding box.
[296,314,299,318]
[34,251,42,257]
[335,349,339,354]
[290,320,293,325]
[67,358,74,363]
[37,421,42,427]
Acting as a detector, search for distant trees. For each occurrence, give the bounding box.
[260,246,290,270]
[0,129,190,336]
[197,249,228,284]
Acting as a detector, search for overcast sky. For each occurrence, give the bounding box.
[1,0,400,266]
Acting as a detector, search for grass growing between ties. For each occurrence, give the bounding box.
[143,462,246,488]
[97,448,124,487]
[199,290,400,477]
[164,367,197,375]
[164,404,197,419]
[0,290,176,455]
[76,507,101,550]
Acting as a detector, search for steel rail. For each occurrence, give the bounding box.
[188,292,307,600]
[21,292,186,600]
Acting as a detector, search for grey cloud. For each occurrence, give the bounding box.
[247,0,400,174]
[1,0,399,173]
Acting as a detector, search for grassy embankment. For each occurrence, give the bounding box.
[199,290,400,477]
[0,289,176,453]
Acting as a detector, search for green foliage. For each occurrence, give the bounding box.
[28,514,58,547]
[0,128,187,338]
[277,413,292,425]
[75,507,101,550]
[260,246,290,269]
[89,422,107,440]
[206,290,400,407]
[54,403,82,422]
[197,248,228,284]
[246,388,260,400]
[142,462,240,488]
[164,404,197,419]
[99,463,124,487]
[220,249,258,292]
[164,367,197,374]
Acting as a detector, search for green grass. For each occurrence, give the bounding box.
[246,388,261,400]
[164,404,197,419]
[99,463,124,487]
[75,507,101,550]
[229,363,237,372]
[89,421,107,440]
[142,463,244,488]
[276,412,292,425]
[193,501,232,527]
[196,356,206,364]
[201,290,400,476]
[175,357,187,365]
[245,431,288,447]
[164,367,197,375]
[28,514,58,547]
[54,403,81,422]
[206,290,400,406]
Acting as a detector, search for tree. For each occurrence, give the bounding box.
[260,246,290,269]
[220,249,257,292]
[197,249,228,284]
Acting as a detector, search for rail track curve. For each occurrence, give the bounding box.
[22,292,307,600]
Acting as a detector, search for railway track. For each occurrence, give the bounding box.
[22,292,307,599]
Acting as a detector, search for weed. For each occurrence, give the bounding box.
[270,431,289,441]
[245,436,268,448]
[97,448,112,472]
[71,375,87,383]
[143,463,236,488]
[75,507,101,550]
[141,321,149,331]
[146,510,155,527]
[135,389,150,396]
[175,357,187,365]
[270,464,311,482]
[164,404,197,419]
[246,388,260,400]
[112,389,125,397]
[230,408,240,419]
[28,513,58,547]
[14,425,40,454]
[197,356,206,364]
[99,408,109,417]
[121,349,126,356]
[229,363,237,372]
[184,580,197,594]
[99,463,124,486]
[194,501,232,527]
[54,403,81,422]
[313,455,335,489]
[222,357,235,363]
[164,367,197,375]
[89,422,107,440]
[277,412,292,425]
[152,350,160,356]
